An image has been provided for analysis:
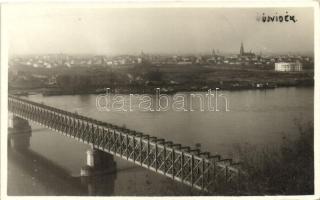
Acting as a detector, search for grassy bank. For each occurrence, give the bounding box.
[236,120,314,195]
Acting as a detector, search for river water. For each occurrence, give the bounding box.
[7,87,314,196]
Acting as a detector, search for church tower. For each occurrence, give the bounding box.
[212,49,216,56]
[240,42,244,56]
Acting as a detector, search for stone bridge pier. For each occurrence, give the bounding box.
[81,146,117,177]
[8,114,32,150]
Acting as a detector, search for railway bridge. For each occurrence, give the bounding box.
[8,95,241,194]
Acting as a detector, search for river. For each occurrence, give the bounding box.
[7,87,314,196]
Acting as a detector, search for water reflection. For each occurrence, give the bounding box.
[8,148,117,196]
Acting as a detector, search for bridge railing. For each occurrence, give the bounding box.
[8,95,241,193]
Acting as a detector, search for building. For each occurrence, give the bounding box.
[239,42,255,57]
[275,62,303,72]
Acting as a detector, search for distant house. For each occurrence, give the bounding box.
[275,62,303,72]
[177,61,192,65]
[48,76,57,85]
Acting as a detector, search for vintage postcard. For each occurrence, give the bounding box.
[0,1,319,198]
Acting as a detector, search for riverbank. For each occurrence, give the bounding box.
[237,121,313,195]
[9,81,314,96]
[9,61,314,96]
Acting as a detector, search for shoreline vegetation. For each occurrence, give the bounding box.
[235,120,314,195]
[9,63,314,96]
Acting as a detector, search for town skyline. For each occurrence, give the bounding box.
[8,41,314,58]
[7,6,314,56]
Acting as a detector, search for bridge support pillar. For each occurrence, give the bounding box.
[8,115,32,150]
[80,146,117,177]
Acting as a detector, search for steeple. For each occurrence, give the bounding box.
[212,49,216,56]
[240,42,244,56]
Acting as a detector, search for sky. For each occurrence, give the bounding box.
[7,5,314,56]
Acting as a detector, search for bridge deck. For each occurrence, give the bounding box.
[8,95,241,193]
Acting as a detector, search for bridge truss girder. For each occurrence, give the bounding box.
[8,95,241,194]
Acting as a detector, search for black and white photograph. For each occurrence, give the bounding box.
[1,1,319,197]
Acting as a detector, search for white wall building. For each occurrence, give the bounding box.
[275,62,303,72]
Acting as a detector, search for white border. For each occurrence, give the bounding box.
[313,0,320,197]
[1,3,9,200]
[1,1,319,199]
